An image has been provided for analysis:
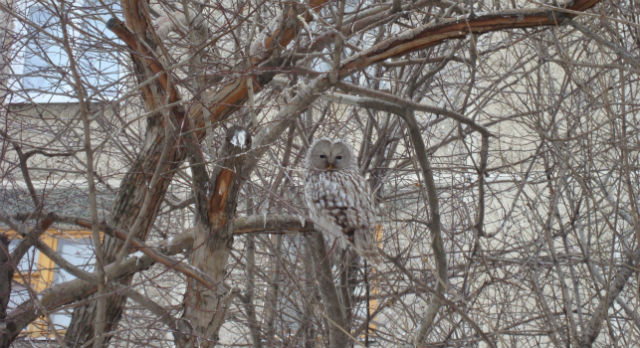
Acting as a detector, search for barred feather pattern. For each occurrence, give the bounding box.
[304,167,379,261]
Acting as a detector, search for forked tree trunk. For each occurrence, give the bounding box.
[63,1,327,343]
[176,127,250,348]
[59,1,604,347]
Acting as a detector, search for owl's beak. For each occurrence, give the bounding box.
[327,163,334,170]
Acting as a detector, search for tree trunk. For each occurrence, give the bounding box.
[0,234,14,348]
[176,127,251,348]
[65,120,180,346]
[306,232,350,347]
[58,0,605,346]
[63,2,327,344]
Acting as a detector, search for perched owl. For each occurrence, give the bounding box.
[304,138,379,262]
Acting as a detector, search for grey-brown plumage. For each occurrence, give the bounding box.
[304,138,379,262]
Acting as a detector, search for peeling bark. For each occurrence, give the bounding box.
[177,127,251,348]
[63,1,330,345]
[54,0,604,346]
[339,0,604,76]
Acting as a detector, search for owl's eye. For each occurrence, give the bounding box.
[319,154,326,159]
[335,155,343,160]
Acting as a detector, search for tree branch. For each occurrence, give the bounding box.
[338,1,603,76]
[579,249,640,347]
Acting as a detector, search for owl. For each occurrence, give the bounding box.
[304,138,380,262]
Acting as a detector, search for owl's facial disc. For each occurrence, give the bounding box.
[308,139,354,171]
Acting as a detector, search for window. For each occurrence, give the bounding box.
[50,236,95,329]
[5,229,95,337]
[8,0,121,104]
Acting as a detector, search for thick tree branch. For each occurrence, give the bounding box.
[178,0,330,136]
[47,214,220,292]
[6,246,163,342]
[579,250,640,347]
[306,232,350,347]
[0,234,13,348]
[56,0,604,346]
[107,17,180,105]
[9,213,54,269]
[178,126,252,348]
[339,1,603,76]
[64,2,331,345]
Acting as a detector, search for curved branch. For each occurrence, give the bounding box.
[580,249,640,347]
[333,83,492,137]
[339,1,603,76]
[399,109,449,347]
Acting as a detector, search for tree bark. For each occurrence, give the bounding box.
[64,1,329,345]
[58,0,604,346]
[306,232,350,347]
[176,127,251,348]
[0,234,14,348]
[65,119,180,346]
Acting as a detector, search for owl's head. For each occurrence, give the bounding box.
[307,138,356,171]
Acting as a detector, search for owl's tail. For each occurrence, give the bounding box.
[353,228,381,264]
